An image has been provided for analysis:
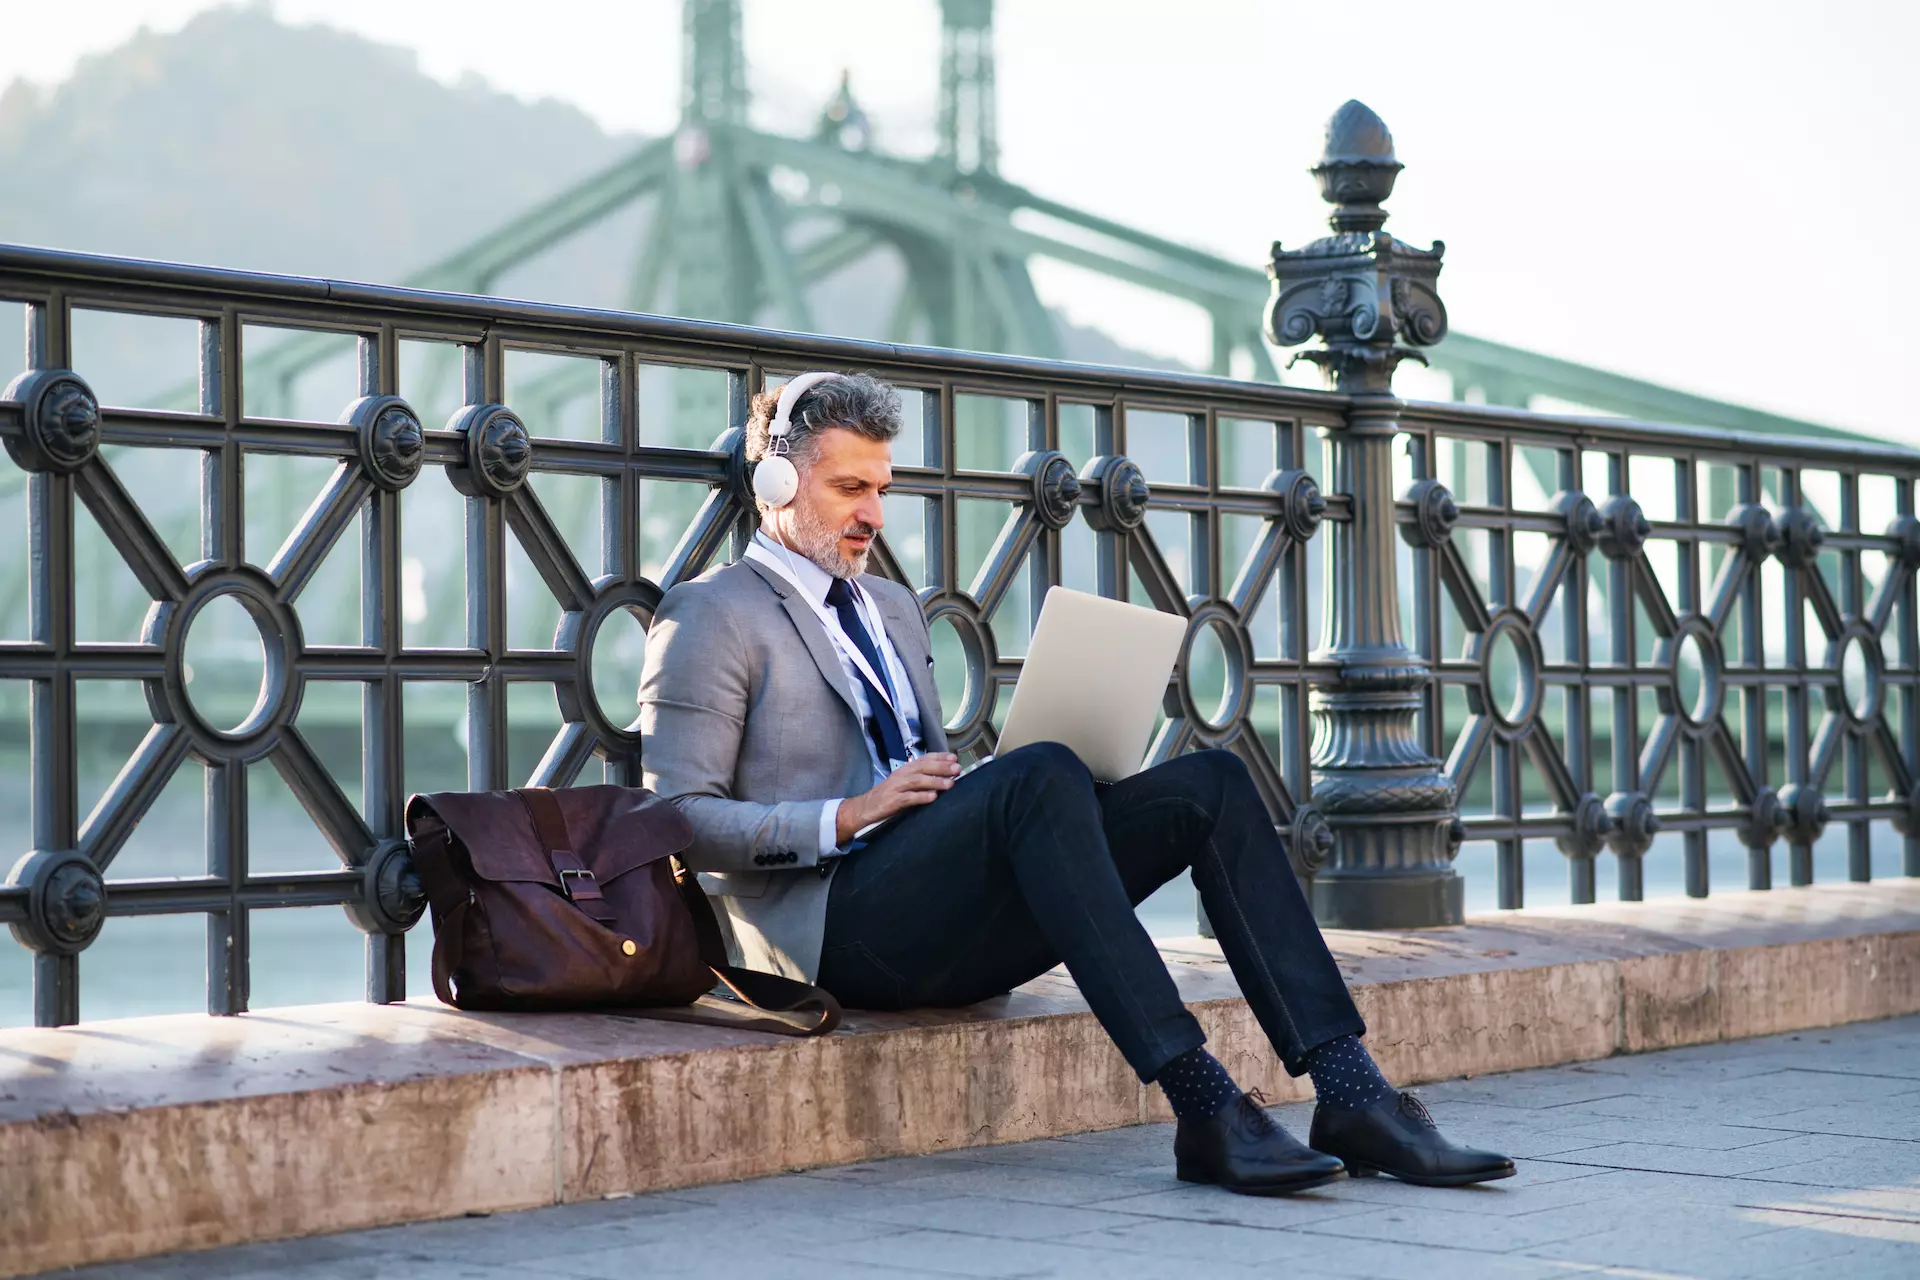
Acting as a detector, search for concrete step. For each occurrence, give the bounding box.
[4,881,1918,1277]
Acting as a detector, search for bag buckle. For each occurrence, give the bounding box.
[558,867,600,900]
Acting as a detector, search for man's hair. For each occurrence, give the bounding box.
[744,372,902,509]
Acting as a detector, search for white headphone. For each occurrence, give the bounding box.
[752,371,841,509]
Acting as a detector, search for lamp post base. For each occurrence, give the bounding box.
[1311,870,1464,930]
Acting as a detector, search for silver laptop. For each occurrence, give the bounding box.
[995,586,1187,782]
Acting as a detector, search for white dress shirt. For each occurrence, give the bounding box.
[744,533,924,855]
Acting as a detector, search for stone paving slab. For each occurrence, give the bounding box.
[46,1014,1920,1280]
[6,882,1920,1275]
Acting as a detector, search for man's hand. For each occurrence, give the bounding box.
[836,753,962,844]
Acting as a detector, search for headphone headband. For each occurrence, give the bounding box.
[769,371,841,442]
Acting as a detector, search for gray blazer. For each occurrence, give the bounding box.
[637,557,948,982]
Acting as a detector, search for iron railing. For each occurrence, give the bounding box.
[0,244,1914,1027]
[2,99,1917,1026]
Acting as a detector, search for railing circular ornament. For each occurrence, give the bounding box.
[1728,503,1776,563]
[1778,783,1830,845]
[1399,477,1457,548]
[1017,449,1082,530]
[1469,608,1543,736]
[1826,620,1886,727]
[345,394,426,492]
[1772,507,1825,570]
[1290,803,1336,872]
[1265,468,1326,544]
[1081,455,1149,532]
[919,588,998,749]
[1554,791,1614,860]
[448,403,532,497]
[2,368,101,475]
[1604,790,1660,859]
[1553,490,1603,557]
[555,578,664,746]
[147,565,305,756]
[1657,614,1726,735]
[1177,603,1253,736]
[1738,787,1788,850]
[1596,495,1650,560]
[6,849,107,956]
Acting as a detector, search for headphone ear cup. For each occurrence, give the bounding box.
[753,453,799,508]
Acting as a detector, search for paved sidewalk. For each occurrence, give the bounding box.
[63,1018,1920,1279]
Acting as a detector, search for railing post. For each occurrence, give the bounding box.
[1266,101,1463,927]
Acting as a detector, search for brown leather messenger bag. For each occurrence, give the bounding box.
[405,784,841,1037]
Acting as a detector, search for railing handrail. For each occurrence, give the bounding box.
[0,242,1347,412]
[3,242,1910,472]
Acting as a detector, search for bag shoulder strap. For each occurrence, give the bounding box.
[518,787,618,926]
[671,863,843,1037]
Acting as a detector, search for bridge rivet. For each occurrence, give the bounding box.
[1597,495,1650,560]
[1018,449,1081,530]
[1888,514,1920,571]
[6,850,107,956]
[1266,468,1325,543]
[1778,783,1830,845]
[1894,784,1920,838]
[346,839,427,936]
[1553,490,1602,557]
[1604,791,1659,859]
[1739,787,1787,850]
[1556,792,1614,860]
[1728,503,1776,563]
[1081,455,1149,532]
[1400,478,1457,548]
[1772,507,1825,570]
[448,403,532,497]
[3,368,101,476]
[346,395,426,492]
[1290,805,1336,873]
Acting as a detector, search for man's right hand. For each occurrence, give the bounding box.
[836,753,962,845]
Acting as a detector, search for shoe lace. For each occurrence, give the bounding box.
[1238,1088,1281,1136]
[1396,1091,1437,1128]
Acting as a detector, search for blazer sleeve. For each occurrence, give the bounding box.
[637,581,834,873]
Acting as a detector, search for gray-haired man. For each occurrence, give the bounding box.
[638,371,1511,1195]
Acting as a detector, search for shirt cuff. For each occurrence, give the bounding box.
[817,798,846,860]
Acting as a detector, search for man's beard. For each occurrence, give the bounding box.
[789,501,873,580]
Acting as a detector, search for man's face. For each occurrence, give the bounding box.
[777,425,892,578]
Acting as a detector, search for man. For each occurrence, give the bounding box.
[639,371,1511,1195]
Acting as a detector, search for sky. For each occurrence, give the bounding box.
[5,0,1918,446]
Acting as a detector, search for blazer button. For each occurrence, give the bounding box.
[753,854,767,866]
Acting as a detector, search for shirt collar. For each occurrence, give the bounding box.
[752,531,859,608]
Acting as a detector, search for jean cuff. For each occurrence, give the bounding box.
[1134,1017,1209,1085]
[1278,1013,1370,1077]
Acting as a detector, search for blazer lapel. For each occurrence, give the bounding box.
[740,558,865,726]
[869,582,948,752]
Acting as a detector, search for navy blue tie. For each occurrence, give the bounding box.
[824,578,908,767]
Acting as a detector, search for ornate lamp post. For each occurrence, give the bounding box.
[1266,101,1462,927]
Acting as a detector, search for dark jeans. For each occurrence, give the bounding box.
[817,742,1365,1082]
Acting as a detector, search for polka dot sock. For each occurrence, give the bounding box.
[1303,1034,1397,1110]
[1153,1046,1244,1121]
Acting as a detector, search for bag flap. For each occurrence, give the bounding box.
[407,786,693,887]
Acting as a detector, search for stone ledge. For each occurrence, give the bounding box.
[4,881,1918,1276]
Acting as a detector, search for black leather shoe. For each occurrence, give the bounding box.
[1175,1093,1346,1195]
[1309,1092,1515,1187]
